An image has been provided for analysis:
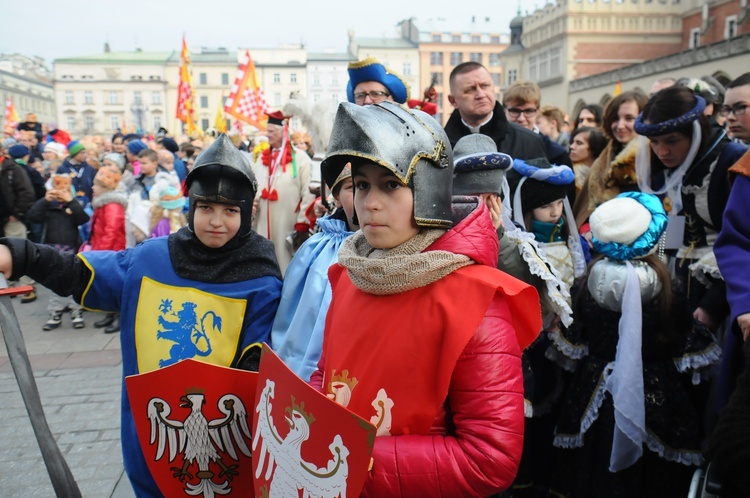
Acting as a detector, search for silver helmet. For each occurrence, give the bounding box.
[321,101,453,228]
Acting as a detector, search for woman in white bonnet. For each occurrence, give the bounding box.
[548,192,720,497]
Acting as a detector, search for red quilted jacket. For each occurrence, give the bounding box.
[311,198,539,497]
[89,191,127,251]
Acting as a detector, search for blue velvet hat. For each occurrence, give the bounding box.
[346,58,410,104]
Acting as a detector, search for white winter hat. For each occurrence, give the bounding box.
[590,196,651,246]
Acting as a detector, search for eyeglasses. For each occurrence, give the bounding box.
[720,103,749,117]
[506,107,538,118]
[353,91,390,103]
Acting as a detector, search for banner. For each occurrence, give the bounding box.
[176,35,198,135]
[224,51,269,131]
[4,97,19,135]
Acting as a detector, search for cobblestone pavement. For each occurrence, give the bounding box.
[0,285,135,497]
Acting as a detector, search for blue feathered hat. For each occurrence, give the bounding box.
[346,58,409,104]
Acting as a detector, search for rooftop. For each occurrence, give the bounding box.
[54,51,173,65]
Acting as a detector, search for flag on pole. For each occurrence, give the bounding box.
[214,100,227,133]
[224,51,269,131]
[176,35,198,135]
[613,81,622,97]
[4,97,20,135]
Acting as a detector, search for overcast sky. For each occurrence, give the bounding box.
[1,0,522,63]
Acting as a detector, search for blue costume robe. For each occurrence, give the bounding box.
[79,237,281,497]
[271,215,354,381]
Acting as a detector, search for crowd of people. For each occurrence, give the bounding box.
[1,59,750,497]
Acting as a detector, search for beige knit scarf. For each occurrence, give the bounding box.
[338,229,473,295]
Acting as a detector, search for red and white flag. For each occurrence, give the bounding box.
[4,97,19,135]
[176,35,198,135]
[224,51,269,131]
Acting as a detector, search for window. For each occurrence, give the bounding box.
[430,52,443,65]
[84,115,95,131]
[539,50,549,81]
[201,118,209,131]
[452,34,461,43]
[331,93,339,102]
[470,52,482,63]
[200,95,208,108]
[689,27,701,48]
[221,73,229,85]
[152,91,161,105]
[507,69,518,86]
[273,92,281,106]
[529,54,538,81]
[450,52,463,65]
[403,62,411,76]
[110,116,120,130]
[550,47,561,77]
[134,91,142,104]
[432,34,442,42]
[332,74,338,85]
[313,93,320,102]
[84,91,93,104]
[491,73,501,86]
[108,91,118,104]
[65,91,74,104]
[290,73,297,83]
[313,74,320,85]
[66,116,76,130]
[491,35,500,44]
[489,53,501,67]
[153,115,162,130]
[273,73,281,83]
[430,72,443,85]
[199,73,207,85]
[725,15,738,39]
[471,35,481,43]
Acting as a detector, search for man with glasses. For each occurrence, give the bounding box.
[346,58,409,106]
[724,72,750,144]
[503,80,572,167]
[444,62,546,161]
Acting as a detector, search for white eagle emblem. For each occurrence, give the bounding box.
[253,379,350,498]
[147,391,252,497]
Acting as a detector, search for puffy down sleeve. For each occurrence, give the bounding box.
[361,294,525,498]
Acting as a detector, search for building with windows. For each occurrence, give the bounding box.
[250,45,308,110]
[54,49,170,135]
[0,54,56,128]
[399,16,509,124]
[306,51,352,105]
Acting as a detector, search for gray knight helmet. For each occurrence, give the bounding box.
[321,101,453,228]
[185,133,258,237]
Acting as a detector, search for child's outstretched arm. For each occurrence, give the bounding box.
[0,238,91,302]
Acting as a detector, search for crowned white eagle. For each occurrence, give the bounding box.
[147,392,252,497]
[253,379,350,498]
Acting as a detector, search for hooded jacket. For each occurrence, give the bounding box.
[311,197,541,497]
[0,155,34,221]
[89,190,127,251]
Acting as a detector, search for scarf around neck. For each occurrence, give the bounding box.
[338,229,472,295]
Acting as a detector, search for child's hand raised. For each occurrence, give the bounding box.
[55,188,73,203]
[482,193,503,229]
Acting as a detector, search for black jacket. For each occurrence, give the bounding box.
[444,102,547,160]
[26,196,89,248]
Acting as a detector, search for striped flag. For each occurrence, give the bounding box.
[224,51,269,131]
[4,97,19,135]
[176,35,198,135]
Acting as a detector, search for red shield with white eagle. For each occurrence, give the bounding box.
[125,359,257,497]
[253,345,377,498]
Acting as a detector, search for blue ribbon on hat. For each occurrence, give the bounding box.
[512,158,575,185]
[634,96,706,137]
[592,192,668,261]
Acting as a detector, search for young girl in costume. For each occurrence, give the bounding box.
[148,173,187,238]
[0,135,282,496]
[549,192,720,498]
[311,101,542,497]
[271,164,357,381]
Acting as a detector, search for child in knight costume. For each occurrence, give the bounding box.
[548,192,720,498]
[0,134,282,497]
[312,101,542,496]
[453,137,576,495]
[271,164,357,381]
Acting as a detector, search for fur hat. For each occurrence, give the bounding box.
[452,134,512,196]
[127,140,148,155]
[103,153,126,171]
[94,165,122,190]
[44,142,67,159]
[8,144,30,159]
[346,58,409,104]
[149,172,185,210]
[67,140,85,157]
[590,192,667,260]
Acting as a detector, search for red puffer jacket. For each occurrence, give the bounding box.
[89,190,127,251]
[311,197,540,497]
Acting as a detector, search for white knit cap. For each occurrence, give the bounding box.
[589,197,651,246]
